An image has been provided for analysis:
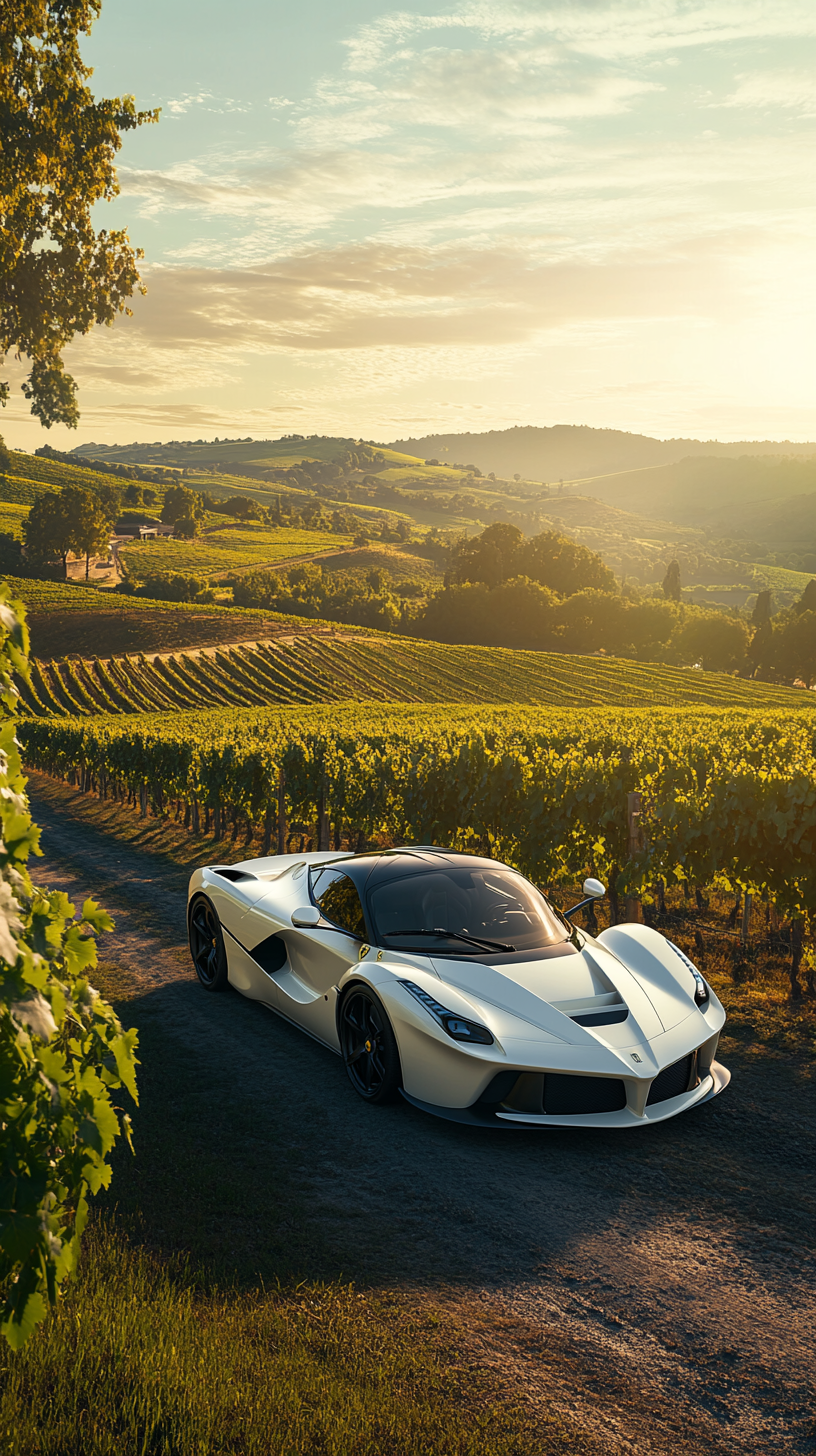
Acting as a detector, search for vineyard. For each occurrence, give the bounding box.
[4,449,130,497]
[15,636,811,717]
[19,706,816,963]
[119,524,350,579]
[0,503,28,538]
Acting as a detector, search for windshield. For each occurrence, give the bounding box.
[368,865,568,955]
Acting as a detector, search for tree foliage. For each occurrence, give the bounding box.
[0,1,158,426]
[0,585,137,1348]
[448,523,616,596]
[662,560,682,601]
[213,495,262,522]
[22,486,113,575]
[160,485,204,527]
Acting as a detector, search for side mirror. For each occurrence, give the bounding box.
[291,906,321,928]
[583,878,606,899]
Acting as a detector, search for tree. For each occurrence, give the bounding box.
[1,3,158,427]
[22,487,111,577]
[217,495,261,522]
[662,561,682,601]
[774,610,816,686]
[0,585,137,1347]
[131,571,209,603]
[0,436,10,474]
[70,489,111,579]
[0,534,24,576]
[173,515,198,539]
[748,589,774,676]
[93,480,122,525]
[161,484,203,526]
[519,532,616,596]
[794,579,816,616]
[22,492,75,573]
[672,611,750,673]
[414,577,559,649]
[448,523,523,588]
[448,523,616,597]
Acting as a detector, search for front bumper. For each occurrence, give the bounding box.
[401,1059,730,1129]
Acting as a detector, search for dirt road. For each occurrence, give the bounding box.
[27,773,815,1456]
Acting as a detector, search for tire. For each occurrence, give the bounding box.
[189,895,230,992]
[340,986,402,1104]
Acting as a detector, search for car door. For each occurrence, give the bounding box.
[282,866,368,1047]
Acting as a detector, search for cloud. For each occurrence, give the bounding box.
[72,237,738,383]
[343,1,816,72]
[166,91,250,116]
[719,68,816,115]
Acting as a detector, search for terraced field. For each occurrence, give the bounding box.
[2,576,357,659]
[17,635,810,716]
[119,524,351,579]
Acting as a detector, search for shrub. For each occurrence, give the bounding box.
[0,586,137,1347]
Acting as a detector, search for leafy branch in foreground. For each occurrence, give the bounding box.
[0,583,137,1348]
[0,1,159,427]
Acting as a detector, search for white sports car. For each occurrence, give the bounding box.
[188,847,729,1128]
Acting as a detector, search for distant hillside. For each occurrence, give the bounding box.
[584,455,816,536]
[385,425,816,482]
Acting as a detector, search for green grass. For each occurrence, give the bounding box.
[0,1226,563,1456]
[120,525,351,579]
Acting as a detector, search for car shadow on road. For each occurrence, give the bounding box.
[100,966,814,1298]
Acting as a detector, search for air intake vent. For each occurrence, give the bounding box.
[647,1052,696,1106]
[543,1074,627,1115]
[251,933,288,977]
[214,867,257,883]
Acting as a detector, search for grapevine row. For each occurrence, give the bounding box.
[15,637,810,717]
[19,705,816,941]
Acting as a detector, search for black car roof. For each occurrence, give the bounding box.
[317,846,501,892]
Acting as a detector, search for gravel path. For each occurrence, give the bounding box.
[27,773,816,1456]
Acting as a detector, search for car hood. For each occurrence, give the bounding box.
[428,927,708,1050]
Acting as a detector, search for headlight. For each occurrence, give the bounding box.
[667,941,710,1006]
[399,980,494,1044]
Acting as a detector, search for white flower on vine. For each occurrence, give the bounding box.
[0,880,22,964]
[10,992,57,1043]
[3,866,26,896]
[0,787,27,813]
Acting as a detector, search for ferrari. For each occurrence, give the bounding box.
[187,846,729,1128]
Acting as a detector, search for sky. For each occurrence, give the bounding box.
[5,0,816,450]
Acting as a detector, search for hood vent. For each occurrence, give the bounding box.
[552,991,629,1028]
[571,1006,628,1027]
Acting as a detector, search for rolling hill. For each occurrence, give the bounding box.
[385,425,816,483]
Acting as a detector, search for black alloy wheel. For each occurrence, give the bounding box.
[340,987,402,1104]
[189,895,229,992]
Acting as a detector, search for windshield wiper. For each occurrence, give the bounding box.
[381,927,516,953]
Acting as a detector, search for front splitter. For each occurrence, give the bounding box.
[401,1061,730,1130]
